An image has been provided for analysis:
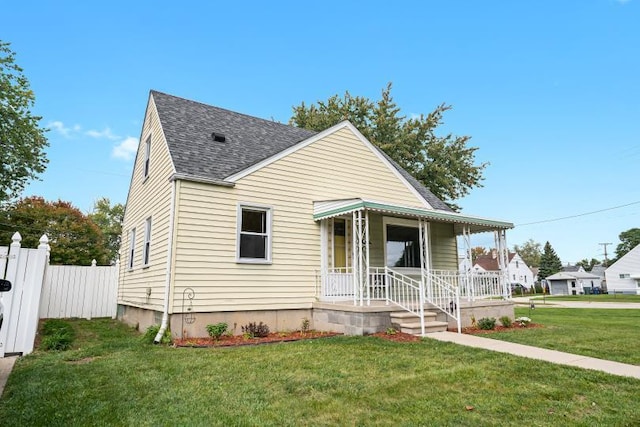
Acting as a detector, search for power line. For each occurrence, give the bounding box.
[516,200,640,227]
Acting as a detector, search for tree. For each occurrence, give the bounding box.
[0,41,48,203]
[575,258,600,272]
[470,246,488,263]
[513,239,542,267]
[290,83,487,210]
[614,228,640,262]
[538,241,562,280]
[0,196,110,265]
[89,197,124,263]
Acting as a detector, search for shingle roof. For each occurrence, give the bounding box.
[474,252,516,271]
[151,90,452,211]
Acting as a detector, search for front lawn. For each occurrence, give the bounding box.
[529,294,640,303]
[0,319,638,426]
[488,307,640,365]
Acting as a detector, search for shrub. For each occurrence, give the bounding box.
[241,321,270,338]
[301,318,310,334]
[499,316,512,328]
[206,322,228,340]
[477,317,496,330]
[515,317,532,327]
[142,324,172,345]
[40,319,75,351]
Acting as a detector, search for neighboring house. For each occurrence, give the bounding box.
[545,271,602,295]
[562,264,585,273]
[117,91,514,337]
[604,244,640,295]
[468,251,535,289]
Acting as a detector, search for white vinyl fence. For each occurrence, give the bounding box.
[39,260,119,319]
[1,232,119,357]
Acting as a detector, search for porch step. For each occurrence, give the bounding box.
[399,321,449,335]
[390,311,448,335]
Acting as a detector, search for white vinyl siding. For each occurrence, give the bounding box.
[118,95,175,310]
[127,228,136,270]
[170,126,454,312]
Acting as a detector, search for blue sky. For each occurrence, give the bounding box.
[4,0,639,264]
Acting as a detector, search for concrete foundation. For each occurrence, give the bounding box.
[118,299,515,337]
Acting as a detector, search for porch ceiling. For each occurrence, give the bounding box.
[313,198,513,235]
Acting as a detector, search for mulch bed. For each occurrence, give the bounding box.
[173,331,341,348]
[458,323,543,335]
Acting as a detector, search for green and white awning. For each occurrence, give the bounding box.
[313,198,513,235]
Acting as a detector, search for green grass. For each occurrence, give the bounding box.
[489,307,640,365]
[529,294,640,302]
[1,319,639,425]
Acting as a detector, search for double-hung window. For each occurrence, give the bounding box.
[237,205,272,263]
[143,136,151,180]
[142,217,152,266]
[128,228,136,270]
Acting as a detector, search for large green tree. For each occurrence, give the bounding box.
[0,196,110,265]
[89,197,124,263]
[614,228,640,262]
[290,83,487,210]
[0,41,48,203]
[513,239,542,267]
[538,241,562,280]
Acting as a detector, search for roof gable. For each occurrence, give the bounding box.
[151,90,452,212]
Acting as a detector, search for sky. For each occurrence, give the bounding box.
[3,0,639,265]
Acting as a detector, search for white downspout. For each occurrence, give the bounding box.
[154,179,177,343]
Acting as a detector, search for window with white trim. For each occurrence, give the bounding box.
[237,205,272,262]
[143,135,151,180]
[142,217,152,266]
[128,228,136,269]
[620,273,631,279]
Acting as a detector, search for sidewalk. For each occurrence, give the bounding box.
[0,356,17,397]
[511,296,640,309]
[428,331,640,380]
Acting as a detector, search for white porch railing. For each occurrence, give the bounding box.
[430,270,506,301]
[423,270,461,333]
[385,267,425,335]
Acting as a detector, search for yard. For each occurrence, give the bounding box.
[487,307,640,365]
[0,319,638,426]
[529,294,640,303]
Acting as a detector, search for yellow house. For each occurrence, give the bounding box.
[118,91,514,339]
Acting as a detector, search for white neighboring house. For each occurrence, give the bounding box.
[604,244,640,295]
[462,251,535,289]
[545,271,602,295]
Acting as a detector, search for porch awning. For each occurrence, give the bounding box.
[313,198,513,235]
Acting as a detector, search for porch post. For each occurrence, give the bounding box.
[418,218,431,303]
[495,229,510,299]
[319,219,328,300]
[364,210,370,306]
[352,211,358,306]
[463,225,473,302]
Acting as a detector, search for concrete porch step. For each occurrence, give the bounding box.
[390,311,437,322]
[400,321,449,335]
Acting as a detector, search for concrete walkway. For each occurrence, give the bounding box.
[428,331,640,380]
[0,356,17,397]
[511,296,640,309]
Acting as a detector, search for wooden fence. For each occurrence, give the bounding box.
[39,260,119,320]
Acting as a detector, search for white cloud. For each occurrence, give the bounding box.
[48,120,81,137]
[111,136,139,161]
[86,127,120,140]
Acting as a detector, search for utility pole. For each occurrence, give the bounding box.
[599,242,612,266]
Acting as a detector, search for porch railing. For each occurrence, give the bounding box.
[423,270,461,332]
[385,267,425,335]
[430,270,506,301]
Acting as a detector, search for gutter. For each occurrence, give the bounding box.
[154,179,177,343]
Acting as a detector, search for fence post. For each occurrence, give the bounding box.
[0,233,22,357]
[86,259,97,320]
[19,235,49,355]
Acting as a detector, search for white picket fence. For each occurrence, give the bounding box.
[0,232,119,357]
[40,261,119,320]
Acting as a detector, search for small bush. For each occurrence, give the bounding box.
[40,319,75,351]
[301,318,310,334]
[206,322,228,340]
[241,321,270,338]
[386,327,397,335]
[142,324,172,345]
[477,317,496,330]
[515,317,532,327]
[499,316,512,328]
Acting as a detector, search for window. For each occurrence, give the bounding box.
[620,273,631,279]
[143,136,151,179]
[516,261,519,268]
[237,205,271,262]
[513,274,516,280]
[128,228,136,269]
[142,217,151,266]
[386,225,420,268]
[524,276,527,283]
[571,281,576,288]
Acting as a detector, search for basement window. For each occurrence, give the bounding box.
[237,205,272,263]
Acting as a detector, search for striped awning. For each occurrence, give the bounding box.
[313,198,513,235]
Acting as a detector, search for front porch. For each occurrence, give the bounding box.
[313,199,514,335]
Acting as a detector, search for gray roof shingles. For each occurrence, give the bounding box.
[151,90,452,212]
